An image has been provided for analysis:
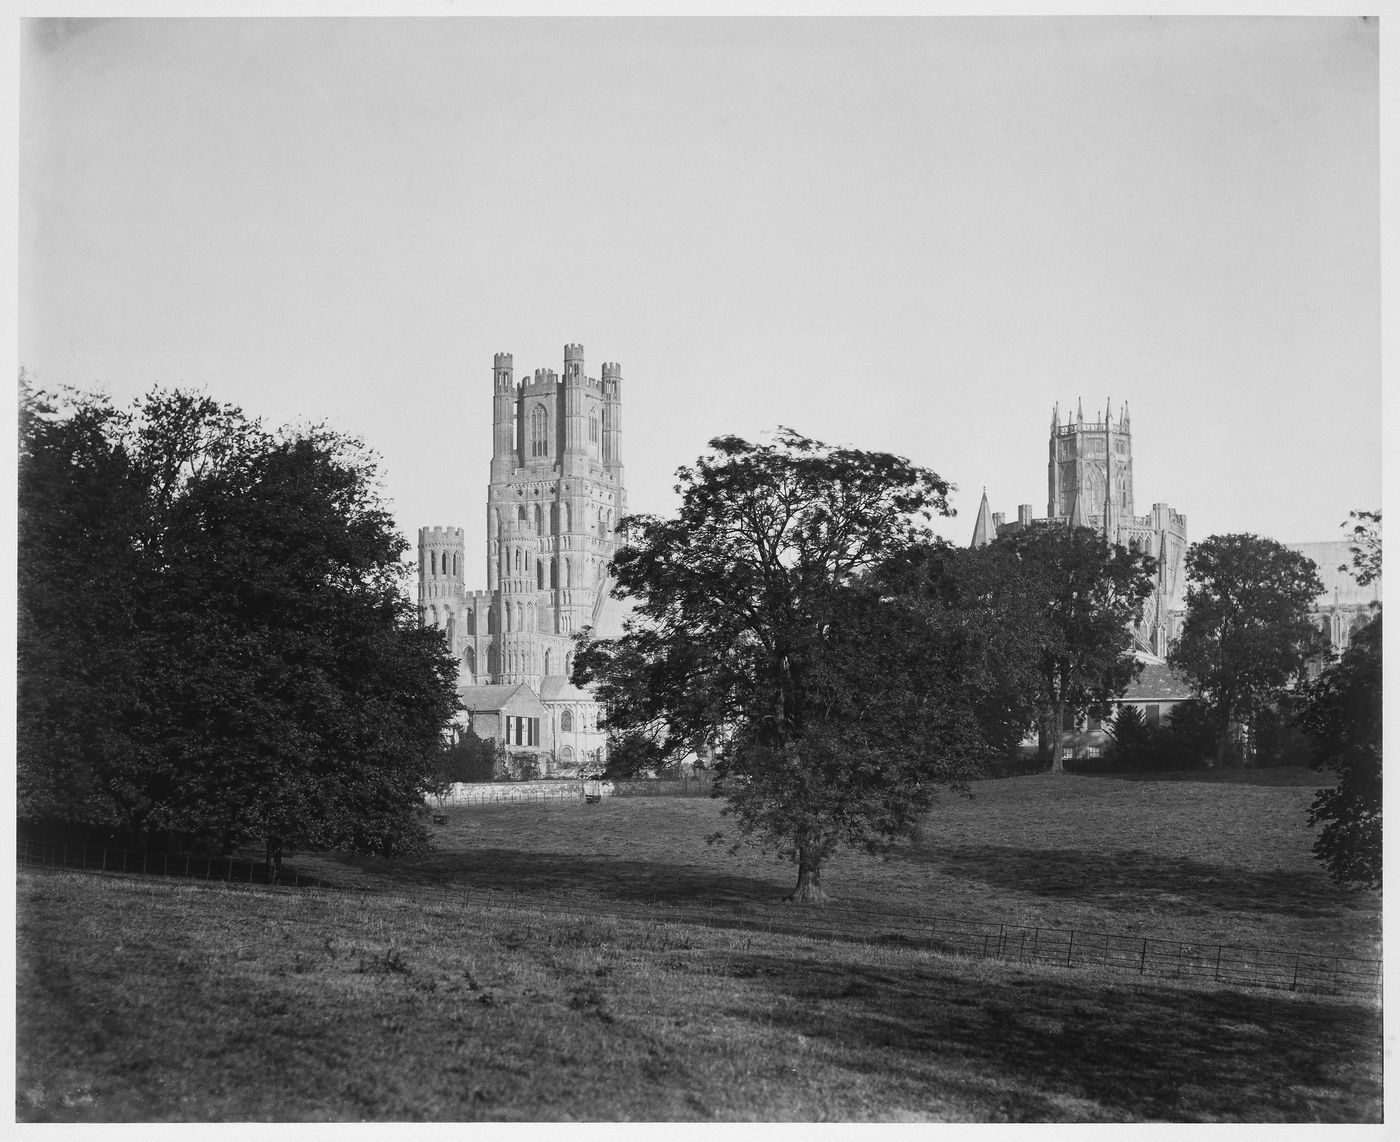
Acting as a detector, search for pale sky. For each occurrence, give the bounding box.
[20,14,1383,583]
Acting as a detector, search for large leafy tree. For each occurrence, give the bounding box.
[1299,510,1381,889]
[902,528,1155,772]
[876,540,1046,762]
[18,384,459,870]
[1298,615,1381,888]
[1342,509,1381,588]
[574,430,987,902]
[1169,534,1324,766]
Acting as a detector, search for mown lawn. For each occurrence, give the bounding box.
[15,870,1382,1123]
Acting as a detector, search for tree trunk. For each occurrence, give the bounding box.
[1047,705,1065,774]
[790,845,829,905]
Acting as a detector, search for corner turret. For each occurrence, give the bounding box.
[564,342,585,382]
[492,351,518,479]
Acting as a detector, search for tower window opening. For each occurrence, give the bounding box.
[589,409,599,444]
[530,404,548,457]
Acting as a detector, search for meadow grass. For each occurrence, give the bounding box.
[16,767,1382,1122]
[319,768,1380,961]
[16,869,1380,1123]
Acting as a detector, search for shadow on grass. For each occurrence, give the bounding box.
[896,845,1346,921]
[322,848,788,906]
[726,952,1381,1122]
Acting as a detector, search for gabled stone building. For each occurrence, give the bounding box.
[418,343,632,775]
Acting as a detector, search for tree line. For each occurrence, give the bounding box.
[19,384,1379,895]
[18,382,459,877]
[575,431,1380,898]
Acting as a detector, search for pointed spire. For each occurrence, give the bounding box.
[1077,398,1083,424]
[1051,402,1059,429]
[1121,400,1130,428]
[971,488,994,548]
[1105,397,1112,426]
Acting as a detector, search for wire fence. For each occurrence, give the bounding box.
[16,838,1380,1000]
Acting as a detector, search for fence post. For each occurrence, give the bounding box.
[1291,952,1301,990]
[1066,930,1074,968]
[1214,945,1223,981]
[1031,927,1040,963]
[102,847,108,872]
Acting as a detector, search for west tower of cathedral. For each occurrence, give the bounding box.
[418,344,630,775]
[971,400,1188,658]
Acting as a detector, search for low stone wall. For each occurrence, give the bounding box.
[429,776,713,807]
[430,780,605,806]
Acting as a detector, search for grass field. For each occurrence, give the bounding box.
[317,768,1380,962]
[15,768,1384,1122]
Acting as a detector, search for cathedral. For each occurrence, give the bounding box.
[970,400,1189,658]
[418,344,631,776]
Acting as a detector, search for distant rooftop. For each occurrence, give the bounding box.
[1285,541,1380,608]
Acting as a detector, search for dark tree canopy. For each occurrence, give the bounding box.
[1169,533,1325,765]
[574,429,985,902]
[891,527,1156,771]
[433,725,500,787]
[1299,511,1381,889]
[1298,614,1381,889]
[18,384,459,867]
[876,540,1047,761]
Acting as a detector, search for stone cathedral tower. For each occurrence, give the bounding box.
[971,400,1187,658]
[419,343,630,776]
